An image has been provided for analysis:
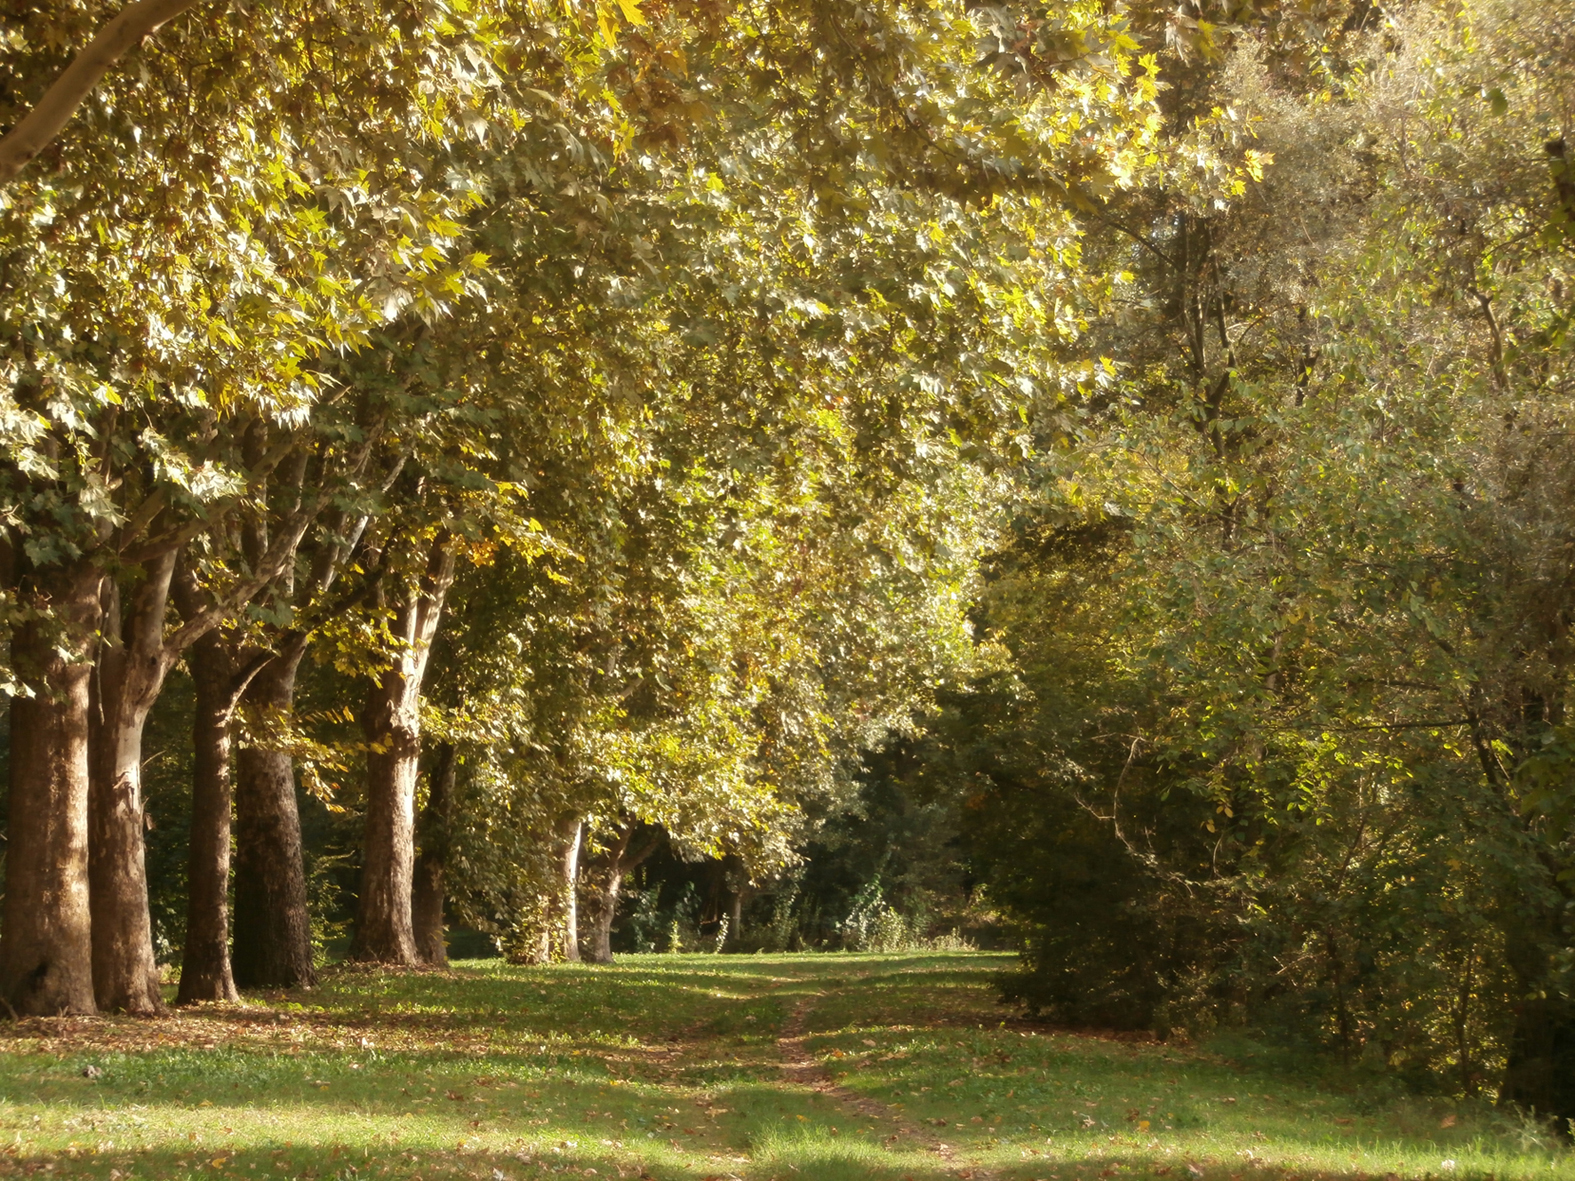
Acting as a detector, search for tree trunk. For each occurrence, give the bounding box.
[557,814,583,963]
[724,853,748,950]
[88,551,178,1014]
[351,538,456,964]
[352,655,424,965]
[0,561,101,1016]
[412,743,456,968]
[582,850,623,965]
[232,645,317,989]
[175,626,240,1004]
[224,493,370,990]
[579,825,659,965]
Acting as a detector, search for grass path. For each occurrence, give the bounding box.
[0,952,1566,1181]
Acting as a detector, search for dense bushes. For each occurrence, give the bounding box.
[899,0,1575,1119]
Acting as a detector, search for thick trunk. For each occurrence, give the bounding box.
[411,743,456,968]
[1,562,101,1015]
[351,539,455,964]
[352,665,422,964]
[579,825,658,966]
[583,861,623,965]
[232,646,316,989]
[225,496,369,990]
[88,552,178,1014]
[557,814,583,963]
[175,627,240,1004]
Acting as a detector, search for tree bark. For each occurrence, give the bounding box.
[581,829,627,966]
[0,0,201,185]
[88,550,179,1014]
[174,626,241,1004]
[0,561,102,1015]
[723,852,748,949]
[224,487,372,990]
[351,538,456,964]
[411,743,456,968]
[556,814,583,963]
[231,643,317,989]
[579,825,660,965]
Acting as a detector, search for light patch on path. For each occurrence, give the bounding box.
[775,983,1001,1180]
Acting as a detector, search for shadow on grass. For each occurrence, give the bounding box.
[0,1142,1524,1181]
[2,954,1558,1181]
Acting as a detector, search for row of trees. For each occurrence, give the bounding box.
[18,0,1567,1126]
[0,0,1166,1014]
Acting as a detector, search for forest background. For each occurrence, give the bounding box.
[0,0,1571,1141]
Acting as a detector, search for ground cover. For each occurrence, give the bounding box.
[0,952,1564,1181]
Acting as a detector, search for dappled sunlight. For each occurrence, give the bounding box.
[0,954,1569,1181]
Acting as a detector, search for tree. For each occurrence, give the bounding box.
[0,0,522,1011]
[919,0,1575,1106]
[1,0,1162,1009]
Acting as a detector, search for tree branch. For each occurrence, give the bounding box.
[0,0,202,186]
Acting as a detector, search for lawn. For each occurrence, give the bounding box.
[0,952,1565,1181]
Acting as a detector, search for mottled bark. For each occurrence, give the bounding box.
[226,488,372,990]
[231,644,317,989]
[88,551,179,1014]
[723,853,748,949]
[351,538,456,964]
[412,743,456,967]
[579,825,659,965]
[0,561,101,1016]
[582,858,623,966]
[557,814,583,963]
[175,626,241,1004]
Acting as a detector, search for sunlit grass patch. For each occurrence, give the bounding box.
[0,952,1567,1181]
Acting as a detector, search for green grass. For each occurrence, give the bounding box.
[0,952,1565,1181]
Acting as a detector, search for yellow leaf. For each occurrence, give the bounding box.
[616,0,645,24]
[597,4,616,48]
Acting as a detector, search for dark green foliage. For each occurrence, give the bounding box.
[142,668,194,964]
[775,750,985,950]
